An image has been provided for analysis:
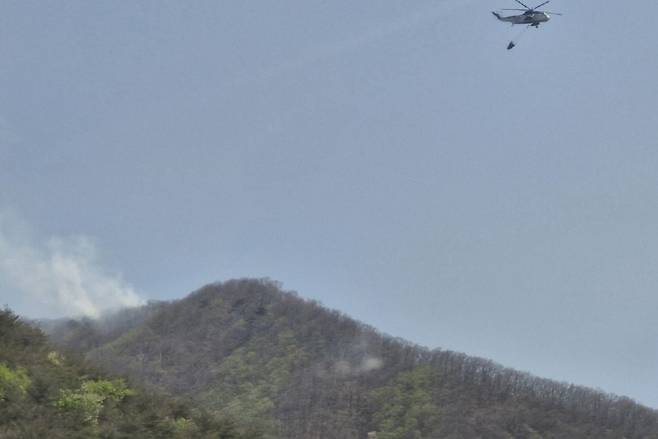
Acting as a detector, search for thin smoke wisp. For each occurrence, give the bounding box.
[0,212,144,318]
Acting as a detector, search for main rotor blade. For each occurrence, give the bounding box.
[501,8,528,11]
[513,0,531,9]
[539,10,563,15]
[532,1,550,9]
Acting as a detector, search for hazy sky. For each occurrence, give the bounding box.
[1,1,657,407]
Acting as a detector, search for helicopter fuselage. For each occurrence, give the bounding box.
[492,11,550,26]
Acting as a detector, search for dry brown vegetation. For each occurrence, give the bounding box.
[45,279,658,439]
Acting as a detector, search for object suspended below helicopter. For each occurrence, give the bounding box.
[492,0,563,49]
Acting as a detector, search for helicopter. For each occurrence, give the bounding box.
[492,0,562,49]
[492,0,562,28]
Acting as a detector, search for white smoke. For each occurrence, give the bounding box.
[332,356,384,377]
[360,356,383,373]
[0,211,144,318]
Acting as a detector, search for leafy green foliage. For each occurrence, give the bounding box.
[370,366,442,438]
[0,364,31,400]
[55,378,134,425]
[47,351,65,366]
[197,329,309,435]
[0,307,260,438]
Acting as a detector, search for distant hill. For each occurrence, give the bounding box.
[0,307,260,438]
[44,279,658,439]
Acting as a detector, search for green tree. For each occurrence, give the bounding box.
[55,378,135,425]
[0,363,31,401]
[370,366,442,439]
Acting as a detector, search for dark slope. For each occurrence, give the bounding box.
[45,279,658,439]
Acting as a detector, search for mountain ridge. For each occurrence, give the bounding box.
[44,278,658,439]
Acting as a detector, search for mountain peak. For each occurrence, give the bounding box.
[45,279,658,438]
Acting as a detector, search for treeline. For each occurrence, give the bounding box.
[0,307,262,438]
[426,348,658,436]
[44,278,658,439]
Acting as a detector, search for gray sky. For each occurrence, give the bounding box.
[2,1,658,407]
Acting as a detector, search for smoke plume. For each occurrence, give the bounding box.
[0,211,144,318]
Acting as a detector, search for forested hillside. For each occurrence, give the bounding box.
[0,308,260,438]
[45,279,658,439]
